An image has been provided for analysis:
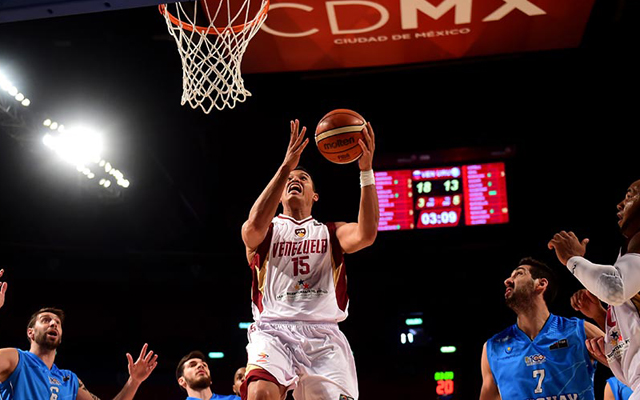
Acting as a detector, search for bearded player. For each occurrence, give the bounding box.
[0,269,158,400]
[175,351,240,399]
[240,119,378,400]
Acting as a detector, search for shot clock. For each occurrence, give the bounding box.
[376,162,509,231]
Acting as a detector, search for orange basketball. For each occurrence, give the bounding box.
[315,109,366,164]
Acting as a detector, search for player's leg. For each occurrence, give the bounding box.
[291,324,358,400]
[242,323,299,400]
[244,368,287,400]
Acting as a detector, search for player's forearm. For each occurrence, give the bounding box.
[111,378,141,400]
[356,184,379,245]
[245,166,290,233]
[591,310,607,332]
[567,253,640,306]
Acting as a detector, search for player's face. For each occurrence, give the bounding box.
[282,170,317,206]
[30,312,62,350]
[182,358,212,390]
[232,367,246,395]
[617,180,640,238]
[504,266,535,310]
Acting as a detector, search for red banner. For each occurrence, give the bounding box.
[242,0,595,73]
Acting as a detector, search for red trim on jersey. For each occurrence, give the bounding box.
[250,223,274,314]
[327,222,348,312]
[276,214,314,225]
[240,368,281,400]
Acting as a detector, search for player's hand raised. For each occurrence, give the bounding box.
[0,269,7,310]
[127,343,159,384]
[358,122,375,172]
[571,289,605,320]
[282,119,309,171]
[548,230,589,265]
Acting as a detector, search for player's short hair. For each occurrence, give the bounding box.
[27,307,65,329]
[293,165,316,191]
[519,257,557,305]
[176,350,207,381]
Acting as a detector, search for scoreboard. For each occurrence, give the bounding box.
[376,162,509,231]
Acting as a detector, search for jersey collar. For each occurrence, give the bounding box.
[277,214,313,225]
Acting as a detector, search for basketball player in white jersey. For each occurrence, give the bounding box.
[239,119,378,400]
[549,179,640,399]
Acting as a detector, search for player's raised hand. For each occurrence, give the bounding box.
[571,289,605,320]
[548,230,589,265]
[358,122,375,172]
[282,119,309,170]
[0,269,7,310]
[126,343,158,384]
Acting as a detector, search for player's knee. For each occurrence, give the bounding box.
[248,380,281,400]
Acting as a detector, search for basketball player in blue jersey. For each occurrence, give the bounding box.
[549,179,640,399]
[176,351,240,399]
[232,367,245,397]
[479,258,605,400]
[0,269,158,400]
[239,119,378,400]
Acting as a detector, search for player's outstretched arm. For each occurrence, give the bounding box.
[77,379,102,400]
[242,119,309,255]
[549,231,640,306]
[0,269,19,383]
[76,343,158,400]
[336,122,379,254]
[479,342,500,400]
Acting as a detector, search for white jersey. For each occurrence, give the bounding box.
[249,214,348,323]
[605,254,640,391]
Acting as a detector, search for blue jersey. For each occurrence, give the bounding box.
[607,377,633,400]
[0,349,79,400]
[486,314,596,400]
[186,395,240,400]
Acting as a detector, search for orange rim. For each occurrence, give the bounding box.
[159,0,270,35]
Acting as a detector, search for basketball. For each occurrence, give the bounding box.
[315,109,366,164]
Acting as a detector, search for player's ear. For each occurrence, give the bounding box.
[536,278,548,293]
[26,328,34,342]
[313,192,319,202]
[178,376,187,389]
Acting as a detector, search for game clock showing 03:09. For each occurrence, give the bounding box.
[375,162,509,231]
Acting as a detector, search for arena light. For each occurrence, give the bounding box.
[43,125,102,166]
[208,352,225,359]
[238,322,252,329]
[0,69,31,107]
[0,68,129,191]
[440,346,457,354]
[42,120,131,190]
[405,318,423,326]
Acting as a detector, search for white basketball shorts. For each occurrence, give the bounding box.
[245,321,358,400]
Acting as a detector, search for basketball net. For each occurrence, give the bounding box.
[159,0,269,114]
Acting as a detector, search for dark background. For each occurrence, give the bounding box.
[0,0,638,398]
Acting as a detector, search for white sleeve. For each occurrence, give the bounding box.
[567,253,640,306]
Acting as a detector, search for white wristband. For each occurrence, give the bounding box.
[360,170,375,188]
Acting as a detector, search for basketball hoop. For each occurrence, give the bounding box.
[159,0,269,114]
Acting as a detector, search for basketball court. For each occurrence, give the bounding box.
[0,0,637,398]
